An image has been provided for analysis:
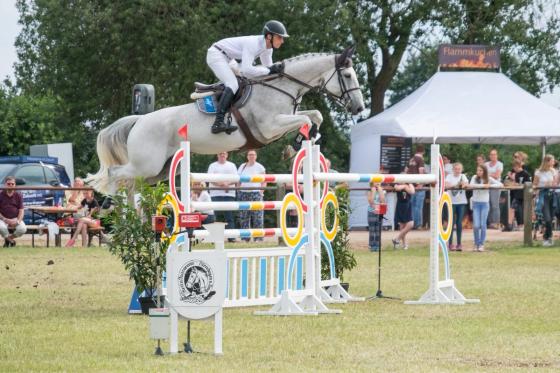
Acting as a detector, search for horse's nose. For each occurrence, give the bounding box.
[354,105,364,115]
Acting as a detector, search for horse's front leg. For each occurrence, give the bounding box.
[295,110,323,128]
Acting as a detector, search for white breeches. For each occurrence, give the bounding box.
[0,220,26,238]
[206,48,239,93]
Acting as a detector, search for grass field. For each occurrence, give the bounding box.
[1,243,559,372]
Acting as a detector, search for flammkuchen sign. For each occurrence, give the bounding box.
[438,44,500,70]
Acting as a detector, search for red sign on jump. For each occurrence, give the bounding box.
[179,213,203,228]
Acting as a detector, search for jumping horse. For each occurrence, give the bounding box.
[87,46,364,194]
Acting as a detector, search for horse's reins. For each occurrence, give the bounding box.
[248,56,360,113]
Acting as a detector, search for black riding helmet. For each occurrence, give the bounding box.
[263,20,289,38]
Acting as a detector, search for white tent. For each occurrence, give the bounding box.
[349,71,560,228]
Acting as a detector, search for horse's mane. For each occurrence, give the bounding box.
[283,53,333,64]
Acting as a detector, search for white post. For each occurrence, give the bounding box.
[303,140,315,296]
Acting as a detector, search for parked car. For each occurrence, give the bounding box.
[0,156,72,224]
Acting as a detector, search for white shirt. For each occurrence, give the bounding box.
[238,162,266,191]
[445,173,468,205]
[213,35,273,78]
[207,161,238,198]
[470,176,503,203]
[485,160,503,178]
[534,169,556,187]
[192,191,214,215]
[444,163,453,176]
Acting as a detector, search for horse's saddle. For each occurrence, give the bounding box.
[191,76,252,114]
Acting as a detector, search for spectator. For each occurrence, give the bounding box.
[0,176,26,247]
[367,182,385,252]
[208,152,237,242]
[476,154,486,167]
[513,151,529,171]
[445,163,468,251]
[237,150,266,241]
[392,182,415,250]
[505,160,531,231]
[191,181,215,224]
[533,154,557,247]
[442,155,453,176]
[485,149,503,229]
[65,177,85,210]
[66,190,100,247]
[405,144,426,229]
[469,165,503,252]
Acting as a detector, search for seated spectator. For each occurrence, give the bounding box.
[65,177,85,210]
[66,190,100,247]
[0,176,26,247]
[191,181,215,225]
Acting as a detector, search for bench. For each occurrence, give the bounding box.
[8,225,50,247]
[66,225,106,247]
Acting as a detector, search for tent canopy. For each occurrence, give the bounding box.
[352,71,560,145]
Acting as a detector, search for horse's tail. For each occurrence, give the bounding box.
[86,115,140,194]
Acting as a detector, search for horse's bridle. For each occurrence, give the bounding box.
[250,56,360,113]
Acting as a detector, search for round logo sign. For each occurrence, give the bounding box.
[177,260,216,304]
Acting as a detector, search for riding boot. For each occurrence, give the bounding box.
[211,88,238,134]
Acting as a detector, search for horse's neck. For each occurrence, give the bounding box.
[284,54,335,89]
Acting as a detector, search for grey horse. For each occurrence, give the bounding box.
[87,46,364,194]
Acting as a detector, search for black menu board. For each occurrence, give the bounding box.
[380,136,412,174]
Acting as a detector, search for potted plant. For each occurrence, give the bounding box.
[321,186,357,290]
[107,180,170,314]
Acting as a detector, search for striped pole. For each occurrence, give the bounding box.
[191,201,295,211]
[313,172,437,184]
[193,228,298,240]
[191,173,302,184]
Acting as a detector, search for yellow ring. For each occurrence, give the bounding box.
[439,192,453,241]
[156,193,180,243]
[280,193,303,247]
[321,191,338,241]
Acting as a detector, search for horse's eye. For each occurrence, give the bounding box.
[344,73,351,78]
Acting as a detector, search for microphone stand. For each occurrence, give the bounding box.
[367,213,400,301]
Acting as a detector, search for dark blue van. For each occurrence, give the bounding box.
[0,156,72,224]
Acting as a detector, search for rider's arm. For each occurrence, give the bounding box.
[260,49,273,67]
[240,44,271,78]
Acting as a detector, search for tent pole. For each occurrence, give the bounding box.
[541,140,546,161]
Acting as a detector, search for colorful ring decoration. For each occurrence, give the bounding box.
[438,192,453,242]
[321,191,339,242]
[280,193,304,248]
[169,148,186,212]
[291,148,329,212]
[437,155,452,280]
[156,193,181,243]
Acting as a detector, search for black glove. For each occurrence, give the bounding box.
[268,62,284,75]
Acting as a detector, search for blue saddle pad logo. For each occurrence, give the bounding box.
[197,95,217,114]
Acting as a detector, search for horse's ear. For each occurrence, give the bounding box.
[336,45,355,68]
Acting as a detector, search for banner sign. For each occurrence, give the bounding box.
[380,136,412,174]
[438,45,500,70]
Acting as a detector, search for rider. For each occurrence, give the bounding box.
[206,20,288,135]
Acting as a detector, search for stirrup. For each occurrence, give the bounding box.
[225,124,238,135]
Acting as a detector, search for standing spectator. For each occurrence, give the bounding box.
[505,160,531,231]
[533,154,557,247]
[476,154,486,167]
[191,181,215,224]
[392,183,415,250]
[0,176,26,247]
[442,155,453,176]
[405,144,425,229]
[208,152,238,242]
[513,151,529,170]
[445,163,468,251]
[237,150,266,242]
[367,182,385,252]
[65,177,85,210]
[485,149,503,229]
[469,165,503,252]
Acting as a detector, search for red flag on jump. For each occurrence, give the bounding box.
[299,123,310,140]
[177,124,188,140]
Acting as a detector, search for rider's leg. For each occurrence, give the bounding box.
[206,49,239,134]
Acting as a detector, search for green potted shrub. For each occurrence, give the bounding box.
[107,180,170,314]
[321,186,357,289]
